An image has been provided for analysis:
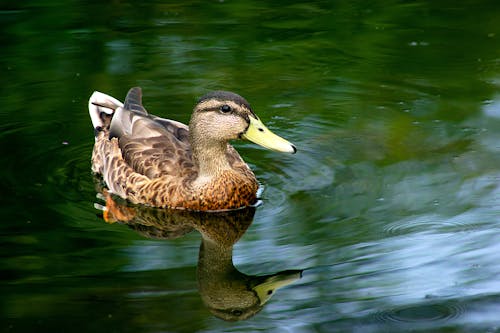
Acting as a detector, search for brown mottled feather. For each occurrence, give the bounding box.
[90,87,259,210]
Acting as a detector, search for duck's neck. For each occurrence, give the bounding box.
[190,136,232,181]
[198,237,236,276]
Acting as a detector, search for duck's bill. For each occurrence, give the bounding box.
[253,269,303,305]
[242,116,297,153]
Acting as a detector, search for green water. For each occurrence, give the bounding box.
[2,1,500,332]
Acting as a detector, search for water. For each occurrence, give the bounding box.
[2,1,500,332]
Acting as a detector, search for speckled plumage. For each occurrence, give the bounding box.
[89,87,265,211]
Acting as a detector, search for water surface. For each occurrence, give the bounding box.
[2,1,500,332]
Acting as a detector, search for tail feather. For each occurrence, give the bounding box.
[123,87,147,114]
[88,91,124,135]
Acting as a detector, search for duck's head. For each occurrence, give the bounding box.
[189,91,296,153]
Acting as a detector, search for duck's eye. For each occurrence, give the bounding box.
[220,105,232,113]
[231,309,243,316]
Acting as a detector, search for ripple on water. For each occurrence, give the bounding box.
[383,212,483,238]
[44,141,96,201]
[375,301,465,326]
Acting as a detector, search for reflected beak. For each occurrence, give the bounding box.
[242,116,297,153]
[252,270,303,305]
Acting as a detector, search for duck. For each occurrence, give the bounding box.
[88,87,296,211]
[93,189,303,321]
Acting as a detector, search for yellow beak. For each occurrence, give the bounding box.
[253,270,303,305]
[242,116,297,153]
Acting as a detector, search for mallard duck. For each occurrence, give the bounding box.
[88,87,296,211]
[94,191,302,321]
[198,236,302,321]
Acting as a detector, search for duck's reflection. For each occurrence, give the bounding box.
[95,189,302,321]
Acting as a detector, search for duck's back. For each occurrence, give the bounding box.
[111,89,195,179]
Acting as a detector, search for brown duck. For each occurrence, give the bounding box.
[93,189,303,321]
[88,87,296,211]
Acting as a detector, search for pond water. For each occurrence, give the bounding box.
[2,1,500,332]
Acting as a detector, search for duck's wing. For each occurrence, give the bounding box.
[109,87,196,180]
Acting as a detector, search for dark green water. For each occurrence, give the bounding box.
[2,1,500,332]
